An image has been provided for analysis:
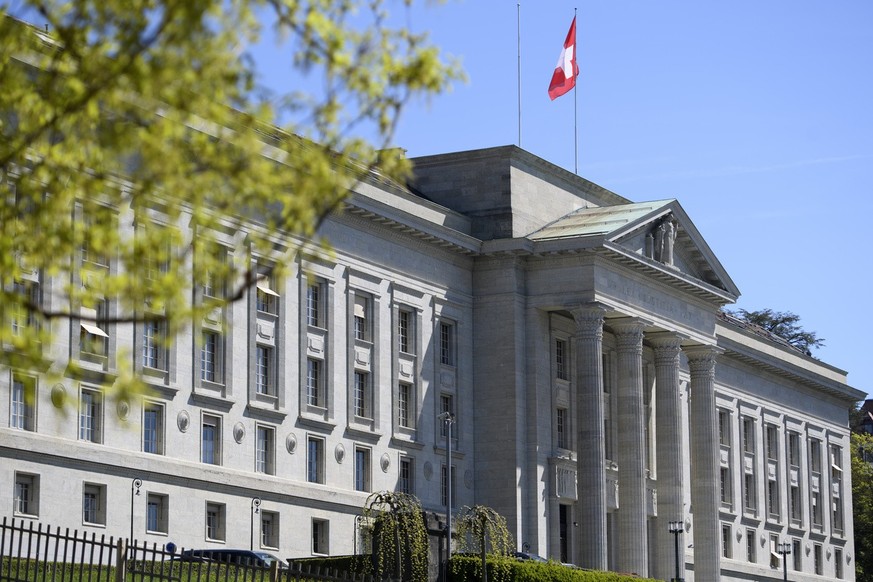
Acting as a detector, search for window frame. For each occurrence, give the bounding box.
[82,483,106,526]
[205,502,226,542]
[10,373,36,431]
[306,358,324,408]
[256,344,275,395]
[13,472,39,517]
[354,446,371,492]
[146,493,169,534]
[255,425,276,475]
[307,436,325,484]
[201,413,222,465]
[78,387,103,443]
[439,321,455,366]
[142,400,165,455]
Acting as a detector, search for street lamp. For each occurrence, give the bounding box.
[438,411,455,582]
[250,497,261,551]
[667,520,684,582]
[130,478,142,554]
[777,541,792,582]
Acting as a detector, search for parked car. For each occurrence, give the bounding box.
[178,549,286,569]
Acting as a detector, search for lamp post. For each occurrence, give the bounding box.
[438,411,455,582]
[777,541,792,582]
[130,478,142,554]
[250,497,261,551]
[667,520,684,582]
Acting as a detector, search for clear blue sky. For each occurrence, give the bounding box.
[256,1,873,397]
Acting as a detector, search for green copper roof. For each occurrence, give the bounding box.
[528,199,675,240]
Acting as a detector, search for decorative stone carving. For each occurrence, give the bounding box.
[51,383,67,408]
[335,443,345,463]
[116,399,130,420]
[233,422,246,443]
[424,461,433,481]
[177,410,190,432]
[380,453,391,473]
[286,433,297,454]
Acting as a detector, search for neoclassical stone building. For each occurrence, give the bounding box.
[2,145,862,581]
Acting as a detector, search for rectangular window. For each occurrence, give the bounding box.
[201,414,221,465]
[307,437,324,484]
[398,382,413,429]
[10,280,39,336]
[832,444,844,533]
[813,544,822,575]
[746,528,756,562]
[810,438,822,473]
[11,374,35,431]
[742,417,755,454]
[439,394,455,439]
[142,319,166,370]
[312,519,329,555]
[556,407,567,449]
[789,484,802,523]
[82,483,105,525]
[398,309,412,354]
[205,502,226,541]
[355,447,371,492]
[788,432,801,467]
[441,464,457,508]
[399,457,414,495]
[439,321,455,366]
[353,371,371,419]
[306,283,321,327]
[80,302,109,357]
[261,510,279,549]
[835,547,843,579]
[555,339,568,380]
[812,490,823,527]
[256,271,279,314]
[306,358,323,407]
[256,345,274,395]
[767,479,780,520]
[79,388,103,443]
[201,331,219,383]
[721,523,732,558]
[720,467,732,506]
[14,473,38,516]
[143,401,164,454]
[147,494,168,534]
[256,425,275,475]
[718,410,731,447]
[793,539,802,571]
[765,424,779,461]
[353,295,369,341]
[743,472,757,512]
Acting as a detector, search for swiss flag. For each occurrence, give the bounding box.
[548,17,578,100]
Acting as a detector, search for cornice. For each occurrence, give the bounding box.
[717,333,863,403]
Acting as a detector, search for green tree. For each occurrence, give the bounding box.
[726,308,824,353]
[852,432,873,581]
[0,0,460,400]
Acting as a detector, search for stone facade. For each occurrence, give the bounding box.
[1,145,862,581]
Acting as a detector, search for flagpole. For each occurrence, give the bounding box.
[517,2,522,147]
[574,6,578,174]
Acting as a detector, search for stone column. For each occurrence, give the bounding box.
[612,319,648,577]
[650,333,685,582]
[571,304,607,571]
[686,345,722,582]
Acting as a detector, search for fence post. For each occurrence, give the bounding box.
[115,539,127,582]
[269,559,280,582]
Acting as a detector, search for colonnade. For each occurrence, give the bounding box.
[571,304,721,581]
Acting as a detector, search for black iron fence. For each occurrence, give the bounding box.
[0,518,379,582]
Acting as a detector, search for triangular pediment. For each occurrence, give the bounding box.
[528,199,740,299]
